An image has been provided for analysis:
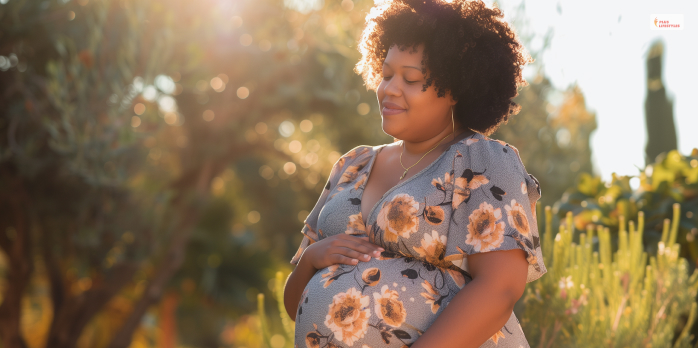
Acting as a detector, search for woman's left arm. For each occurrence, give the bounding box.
[410,248,529,348]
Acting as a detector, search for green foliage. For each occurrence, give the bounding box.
[522,205,698,347]
[554,149,698,263]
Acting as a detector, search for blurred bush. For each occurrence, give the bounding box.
[553,149,698,266]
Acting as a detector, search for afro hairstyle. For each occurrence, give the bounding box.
[354,0,534,136]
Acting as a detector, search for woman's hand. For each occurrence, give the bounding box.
[303,235,384,271]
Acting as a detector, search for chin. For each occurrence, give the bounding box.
[380,117,404,139]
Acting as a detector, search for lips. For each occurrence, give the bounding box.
[382,101,405,110]
[382,101,406,116]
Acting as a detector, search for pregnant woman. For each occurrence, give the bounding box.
[283,0,547,347]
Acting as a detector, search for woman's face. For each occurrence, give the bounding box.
[376,43,457,142]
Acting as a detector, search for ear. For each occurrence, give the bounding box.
[447,91,458,107]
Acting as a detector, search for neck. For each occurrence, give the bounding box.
[402,127,475,156]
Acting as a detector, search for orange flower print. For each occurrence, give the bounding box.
[354,172,367,190]
[306,332,321,348]
[303,223,320,241]
[466,201,505,252]
[372,284,407,327]
[423,206,445,225]
[361,268,381,287]
[346,213,366,235]
[490,329,505,344]
[505,199,530,237]
[320,265,341,288]
[465,138,479,145]
[520,181,527,195]
[453,169,489,209]
[376,194,420,243]
[412,230,450,269]
[338,159,368,185]
[419,279,442,314]
[330,186,344,199]
[446,268,466,289]
[431,171,454,193]
[324,287,371,346]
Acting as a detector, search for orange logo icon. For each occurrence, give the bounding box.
[654,17,658,27]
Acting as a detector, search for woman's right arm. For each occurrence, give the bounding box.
[283,235,384,321]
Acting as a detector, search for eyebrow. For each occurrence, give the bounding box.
[383,62,421,71]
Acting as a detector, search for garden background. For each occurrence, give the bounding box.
[0,0,697,347]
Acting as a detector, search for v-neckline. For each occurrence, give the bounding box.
[358,132,481,226]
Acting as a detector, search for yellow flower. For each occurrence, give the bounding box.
[466,201,505,252]
[306,332,321,348]
[345,213,366,235]
[354,172,367,190]
[452,171,488,209]
[320,265,340,288]
[377,194,420,243]
[412,230,451,269]
[324,287,371,346]
[361,268,381,287]
[490,329,505,344]
[423,205,445,225]
[504,199,530,237]
[338,157,369,185]
[419,280,442,314]
[372,284,407,327]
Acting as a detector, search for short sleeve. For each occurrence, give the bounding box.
[444,139,547,283]
[289,146,370,266]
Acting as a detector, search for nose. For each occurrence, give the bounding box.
[382,76,401,97]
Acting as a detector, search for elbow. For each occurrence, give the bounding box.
[504,284,526,313]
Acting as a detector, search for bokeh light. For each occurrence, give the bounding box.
[299,119,313,132]
[289,140,302,153]
[247,211,260,224]
[134,103,146,115]
[283,162,297,175]
[278,121,295,137]
[255,122,268,134]
[237,86,250,99]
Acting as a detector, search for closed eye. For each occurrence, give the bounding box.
[382,76,418,84]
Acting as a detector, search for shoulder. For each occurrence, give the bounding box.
[452,134,541,199]
[451,133,528,180]
[333,145,375,171]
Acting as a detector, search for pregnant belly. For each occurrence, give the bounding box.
[295,256,468,347]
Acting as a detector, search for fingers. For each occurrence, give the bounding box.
[341,234,385,251]
[323,234,385,266]
[330,252,361,265]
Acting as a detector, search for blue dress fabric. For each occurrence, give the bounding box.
[290,132,546,348]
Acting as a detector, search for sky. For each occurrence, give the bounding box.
[488,0,697,182]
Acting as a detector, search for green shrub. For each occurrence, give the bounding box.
[522,205,698,347]
[554,149,698,263]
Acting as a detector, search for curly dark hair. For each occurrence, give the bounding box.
[354,0,534,136]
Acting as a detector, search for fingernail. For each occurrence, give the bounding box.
[363,254,369,259]
[373,250,380,256]
[352,259,358,263]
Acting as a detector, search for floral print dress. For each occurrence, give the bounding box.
[289,132,547,348]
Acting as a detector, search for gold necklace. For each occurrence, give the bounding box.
[399,132,453,180]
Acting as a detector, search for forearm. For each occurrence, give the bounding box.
[283,253,318,321]
[411,277,520,348]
